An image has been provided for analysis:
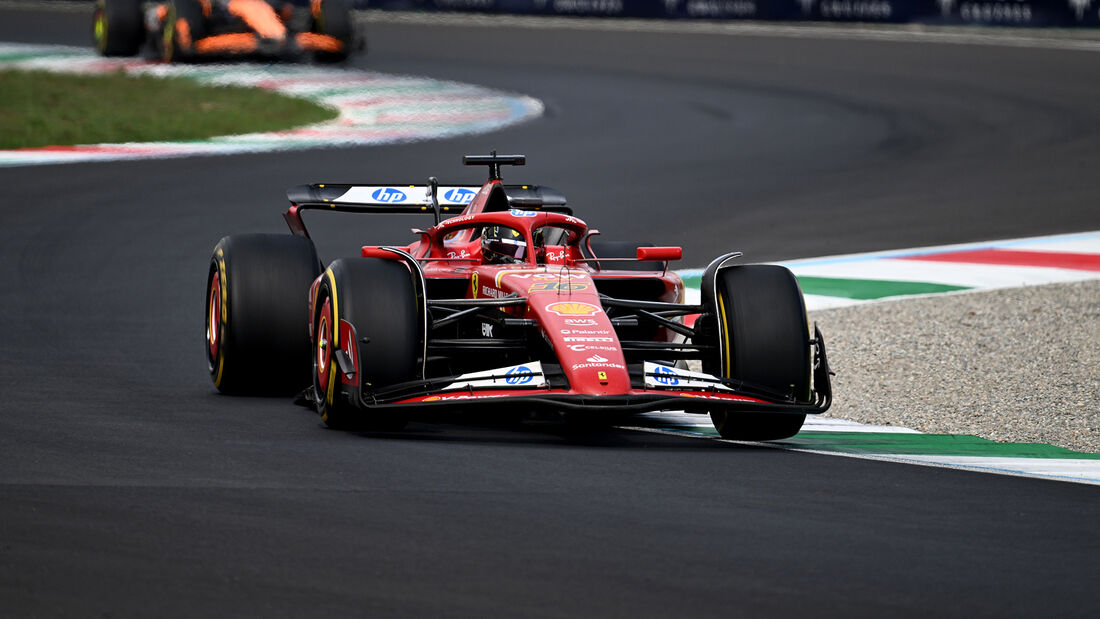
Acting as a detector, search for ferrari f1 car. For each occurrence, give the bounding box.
[93,0,358,62]
[205,154,832,440]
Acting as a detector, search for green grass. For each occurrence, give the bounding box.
[0,69,338,148]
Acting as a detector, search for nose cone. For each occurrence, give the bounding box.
[489,268,630,394]
[529,293,631,395]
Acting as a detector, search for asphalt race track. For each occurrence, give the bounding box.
[2,5,1100,617]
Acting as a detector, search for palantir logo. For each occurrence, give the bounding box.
[653,365,679,386]
[505,365,533,385]
[444,188,477,203]
[372,187,407,203]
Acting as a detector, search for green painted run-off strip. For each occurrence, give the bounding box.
[662,427,1100,459]
[679,274,970,300]
[795,276,970,300]
[1,53,65,63]
[783,432,1100,459]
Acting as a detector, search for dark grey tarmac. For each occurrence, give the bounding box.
[1,6,1099,617]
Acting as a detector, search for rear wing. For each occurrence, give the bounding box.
[285,182,570,238]
[287,183,481,215]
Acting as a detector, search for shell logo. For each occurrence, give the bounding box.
[545,301,600,317]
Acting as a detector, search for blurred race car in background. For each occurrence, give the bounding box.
[93,0,359,62]
[205,154,832,440]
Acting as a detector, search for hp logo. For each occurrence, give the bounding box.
[653,365,679,386]
[444,188,476,203]
[505,366,533,385]
[372,187,407,203]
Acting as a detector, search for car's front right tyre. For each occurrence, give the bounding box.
[703,264,811,441]
[311,0,356,63]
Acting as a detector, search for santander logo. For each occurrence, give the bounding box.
[586,354,609,363]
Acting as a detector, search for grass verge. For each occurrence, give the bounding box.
[0,69,338,148]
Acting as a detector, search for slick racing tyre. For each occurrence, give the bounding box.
[206,234,321,395]
[93,0,144,57]
[311,0,356,63]
[703,265,810,441]
[313,258,418,431]
[160,0,207,62]
[584,239,661,272]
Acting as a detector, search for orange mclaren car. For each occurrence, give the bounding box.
[93,0,361,63]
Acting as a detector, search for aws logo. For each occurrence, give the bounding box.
[372,187,407,203]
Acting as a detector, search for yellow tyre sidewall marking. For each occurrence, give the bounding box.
[324,269,340,407]
[717,292,731,378]
[94,9,106,52]
[213,258,228,388]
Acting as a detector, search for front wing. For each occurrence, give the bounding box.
[340,347,832,418]
[384,389,824,417]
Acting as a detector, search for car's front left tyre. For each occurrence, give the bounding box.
[313,258,418,431]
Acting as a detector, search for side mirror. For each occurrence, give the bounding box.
[636,247,682,262]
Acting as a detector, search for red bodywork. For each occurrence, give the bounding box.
[396,185,674,399]
[283,174,821,418]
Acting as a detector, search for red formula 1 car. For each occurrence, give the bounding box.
[205,154,831,440]
[93,0,358,62]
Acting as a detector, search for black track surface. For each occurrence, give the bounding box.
[2,6,1099,617]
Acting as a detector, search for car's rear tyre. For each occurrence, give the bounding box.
[206,234,321,395]
[314,258,418,431]
[704,265,810,441]
[311,0,355,63]
[93,0,144,57]
[160,0,207,63]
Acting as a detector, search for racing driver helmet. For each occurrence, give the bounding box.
[481,225,527,265]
